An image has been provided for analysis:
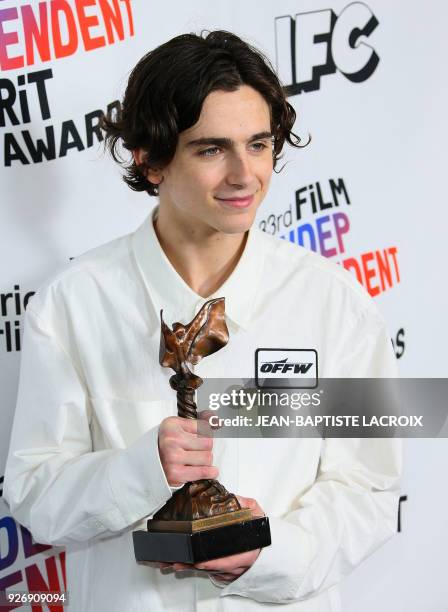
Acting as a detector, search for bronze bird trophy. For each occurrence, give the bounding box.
[133,297,271,563]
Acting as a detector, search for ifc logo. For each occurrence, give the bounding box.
[255,348,318,389]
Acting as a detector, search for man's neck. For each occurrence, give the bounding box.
[153,204,247,298]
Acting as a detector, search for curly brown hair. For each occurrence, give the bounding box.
[100,30,308,196]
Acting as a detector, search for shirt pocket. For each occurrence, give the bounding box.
[88,396,176,450]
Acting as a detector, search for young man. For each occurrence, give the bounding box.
[4,31,401,611]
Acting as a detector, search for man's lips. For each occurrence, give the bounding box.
[215,195,254,208]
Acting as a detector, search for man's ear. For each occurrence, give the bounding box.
[132,148,163,185]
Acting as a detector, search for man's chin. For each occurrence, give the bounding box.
[212,208,258,235]
[215,216,255,235]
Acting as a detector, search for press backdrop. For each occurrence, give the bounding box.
[1,1,447,610]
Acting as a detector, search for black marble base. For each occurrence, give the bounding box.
[133,516,271,563]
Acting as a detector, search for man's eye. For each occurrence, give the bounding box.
[250,142,268,152]
[198,147,221,157]
[197,142,269,157]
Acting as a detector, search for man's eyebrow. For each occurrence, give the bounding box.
[184,131,273,148]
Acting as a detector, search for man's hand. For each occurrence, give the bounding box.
[158,416,218,486]
[159,496,265,583]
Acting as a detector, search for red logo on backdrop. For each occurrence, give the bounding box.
[0,0,134,70]
[0,0,135,167]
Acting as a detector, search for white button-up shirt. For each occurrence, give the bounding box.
[3,207,401,612]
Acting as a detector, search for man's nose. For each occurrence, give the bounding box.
[225,151,254,187]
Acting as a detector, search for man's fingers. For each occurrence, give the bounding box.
[198,410,222,431]
[178,418,199,435]
[172,562,193,571]
[158,416,218,486]
[163,463,219,486]
[183,465,219,481]
[159,420,213,452]
[158,562,194,571]
[178,431,213,451]
[159,416,198,437]
[195,550,256,571]
[179,415,214,438]
[236,496,264,517]
[209,572,238,582]
[177,449,214,467]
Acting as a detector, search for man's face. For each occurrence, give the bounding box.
[154,85,274,235]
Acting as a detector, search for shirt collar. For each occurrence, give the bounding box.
[131,206,265,330]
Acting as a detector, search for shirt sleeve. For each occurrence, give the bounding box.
[2,306,173,547]
[218,309,402,604]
